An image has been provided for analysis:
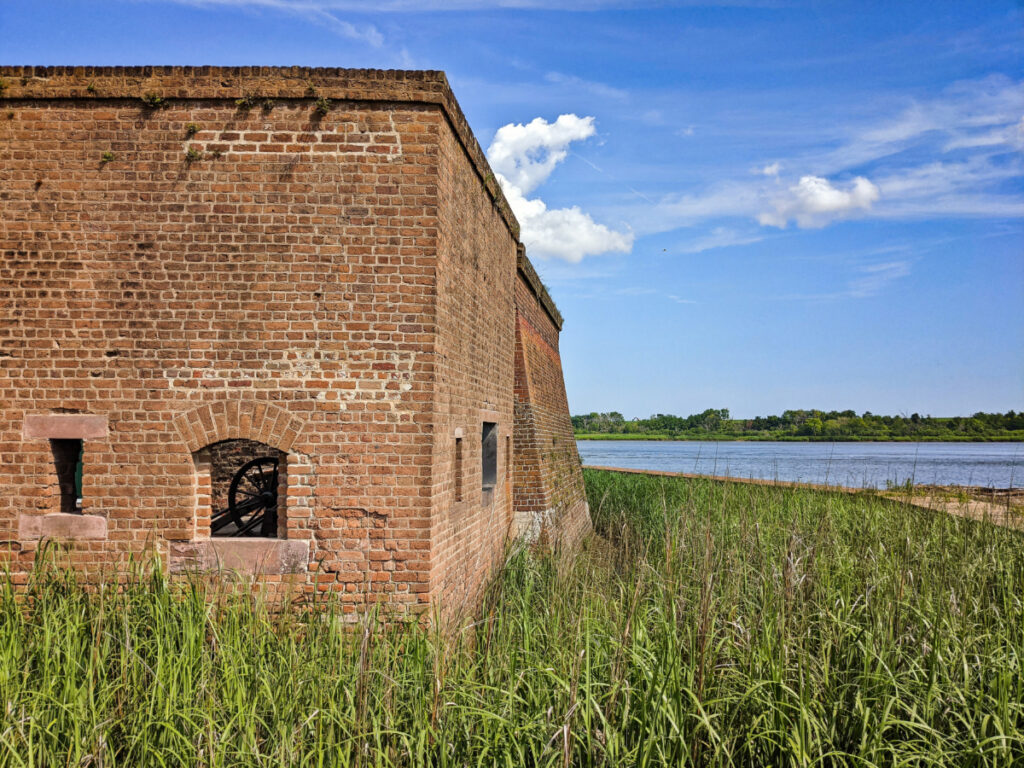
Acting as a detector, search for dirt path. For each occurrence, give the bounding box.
[889,486,1023,530]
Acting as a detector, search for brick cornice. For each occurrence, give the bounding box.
[516,246,564,331]
[0,65,520,241]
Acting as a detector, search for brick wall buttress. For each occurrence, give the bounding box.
[512,255,590,549]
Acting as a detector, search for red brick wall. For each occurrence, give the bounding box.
[0,68,443,613]
[512,258,591,548]
[0,66,587,616]
[429,116,518,616]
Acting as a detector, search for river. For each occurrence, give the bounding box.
[576,440,1022,489]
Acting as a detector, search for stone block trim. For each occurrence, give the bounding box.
[23,413,109,439]
[172,401,307,454]
[19,512,108,541]
[168,539,309,575]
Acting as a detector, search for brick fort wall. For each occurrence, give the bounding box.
[0,66,588,616]
[512,252,591,548]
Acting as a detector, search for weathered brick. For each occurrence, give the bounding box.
[0,66,588,620]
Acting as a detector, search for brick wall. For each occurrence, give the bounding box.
[429,112,518,616]
[0,66,587,617]
[0,67,444,612]
[512,254,591,548]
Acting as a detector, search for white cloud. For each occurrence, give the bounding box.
[161,0,383,44]
[758,175,880,229]
[498,172,633,263]
[775,259,913,302]
[544,72,628,101]
[847,261,911,298]
[158,0,768,10]
[944,116,1024,152]
[630,75,1022,237]
[487,115,633,263]
[487,114,596,194]
[678,226,765,254]
[810,74,1024,174]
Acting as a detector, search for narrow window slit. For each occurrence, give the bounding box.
[50,439,83,514]
[481,422,497,490]
[455,437,464,502]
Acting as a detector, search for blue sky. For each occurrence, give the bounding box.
[2,0,1021,418]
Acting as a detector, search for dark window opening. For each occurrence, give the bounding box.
[506,435,511,482]
[51,439,83,514]
[209,439,287,538]
[455,437,464,502]
[481,422,498,490]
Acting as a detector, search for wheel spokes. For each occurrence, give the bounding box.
[220,456,280,537]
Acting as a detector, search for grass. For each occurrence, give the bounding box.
[2,470,1022,766]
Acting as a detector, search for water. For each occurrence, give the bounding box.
[577,440,1023,489]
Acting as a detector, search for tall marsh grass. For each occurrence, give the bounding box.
[2,470,1022,766]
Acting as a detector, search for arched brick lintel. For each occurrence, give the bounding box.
[172,401,307,454]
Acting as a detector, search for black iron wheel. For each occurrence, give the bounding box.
[224,456,279,537]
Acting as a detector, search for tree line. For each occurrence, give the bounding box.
[572,409,1024,441]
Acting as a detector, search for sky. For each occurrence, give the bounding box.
[2,0,1022,418]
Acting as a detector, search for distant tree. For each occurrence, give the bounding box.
[571,408,1023,439]
[801,417,823,436]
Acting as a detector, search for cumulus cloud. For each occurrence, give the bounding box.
[487,114,597,194]
[758,175,880,229]
[486,115,633,263]
[499,181,633,263]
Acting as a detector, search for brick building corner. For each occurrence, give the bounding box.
[0,66,589,618]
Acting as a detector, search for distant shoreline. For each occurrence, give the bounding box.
[575,433,1024,443]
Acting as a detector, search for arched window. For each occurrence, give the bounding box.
[202,439,288,538]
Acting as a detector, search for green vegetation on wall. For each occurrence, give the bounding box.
[573,408,1024,441]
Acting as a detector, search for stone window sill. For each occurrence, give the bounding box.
[19,513,108,542]
[169,539,309,575]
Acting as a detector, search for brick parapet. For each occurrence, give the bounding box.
[516,246,563,331]
[0,65,520,242]
[428,110,517,615]
[0,66,567,335]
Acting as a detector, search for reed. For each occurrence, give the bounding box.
[1,470,1022,766]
